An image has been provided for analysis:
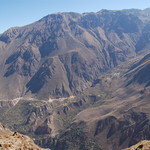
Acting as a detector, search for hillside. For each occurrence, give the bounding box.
[0,8,150,150]
[0,9,149,100]
[0,123,44,150]
[0,52,150,150]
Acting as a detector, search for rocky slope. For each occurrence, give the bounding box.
[0,123,45,150]
[0,52,150,150]
[0,8,150,150]
[125,140,150,150]
[0,9,149,99]
[52,53,150,150]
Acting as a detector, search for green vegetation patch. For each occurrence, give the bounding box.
[55,123,103,150]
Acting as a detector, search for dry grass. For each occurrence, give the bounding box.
[124,140,150,150]
[0,124,44,150]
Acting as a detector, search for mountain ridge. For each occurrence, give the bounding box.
[0,9,149,100]
[0,8,150,150]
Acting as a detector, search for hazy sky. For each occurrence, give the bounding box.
[0,0,150,33]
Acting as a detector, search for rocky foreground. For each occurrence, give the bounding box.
[0,124,44,150]
[125,140,150,150]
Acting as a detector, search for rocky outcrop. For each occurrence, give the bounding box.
[0,123,45,150]
[125,140,150,150]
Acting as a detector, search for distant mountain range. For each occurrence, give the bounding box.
[0,8,150,150]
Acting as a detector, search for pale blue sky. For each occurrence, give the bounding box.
[0,0,150,33]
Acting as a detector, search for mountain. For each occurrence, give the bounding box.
[126,53,150,86]
[52,53,150,150]
[0,9,148,100]
[0,123,45,150]
[0,8,150,150]
[123,8,150,22]
[1,52,150,150]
